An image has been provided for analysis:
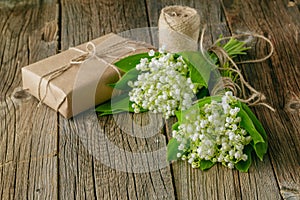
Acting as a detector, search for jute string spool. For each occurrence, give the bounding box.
[158,5,200,52]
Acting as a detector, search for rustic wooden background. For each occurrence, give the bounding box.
[0,0,299,199]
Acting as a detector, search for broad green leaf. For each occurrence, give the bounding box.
[98,109,125,116]
[172,122,180,131]
[240,103,268,161]
[196,87,209,99]
[235,145,252,172]
[237,107,267,161]
[178,51,215,87]
[112,68,139,90]
[237,108,265,144]
[167,138,181,161]
[114,52,155,72]
[95,99,112,113]
[175,110,184,123]
[175,96,221,124]
[253,142,268,161]
[199,160,215,171]
[175,104,198,124]
[241,103,268,142]
[96,93,132,113]
[96,93,148,116]
[196,96,222,108]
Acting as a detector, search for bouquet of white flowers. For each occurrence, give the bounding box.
[96,33,273,172]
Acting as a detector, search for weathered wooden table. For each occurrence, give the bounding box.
[1,0,299,199]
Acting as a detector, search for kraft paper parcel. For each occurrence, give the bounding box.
[22,33,154,118]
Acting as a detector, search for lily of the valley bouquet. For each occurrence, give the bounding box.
[96,34,273,172]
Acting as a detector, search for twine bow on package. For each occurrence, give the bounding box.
[22,33,153,118]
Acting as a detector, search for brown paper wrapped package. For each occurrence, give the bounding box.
[22,33,154,118]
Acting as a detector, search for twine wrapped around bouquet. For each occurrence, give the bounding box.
[199,26,275,111]
[158,5,200,52]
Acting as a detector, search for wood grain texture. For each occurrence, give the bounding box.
[0,0,299,199]
[60,0,150,50]
[59,111,175,199]
[0,1,59,200]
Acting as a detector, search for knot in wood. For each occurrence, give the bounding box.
[12,87,31,102]
[285,92,300,113]
[287,101,300,112]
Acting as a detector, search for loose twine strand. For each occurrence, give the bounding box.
[200,25,275,111]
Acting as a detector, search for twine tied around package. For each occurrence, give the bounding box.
[199,25,275,111]
[158,5,200,52]
[36,41,140,110]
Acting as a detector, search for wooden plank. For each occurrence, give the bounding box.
[58,0,175,199]
[221,0,300,199]
[58,114,97,199]
[59,111,174,199]
[0,2,59,200]
[60,0,151,50]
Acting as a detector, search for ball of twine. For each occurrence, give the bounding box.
[158,5,200,52]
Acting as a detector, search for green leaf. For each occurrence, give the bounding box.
[196,87,209,99]
[95,99,112,113]
[235,145,252,172]
[110,52,158,90]
[196,96,222,108]
[96,92,148,116]
[253,142,268,161]
[209,36,250,69]
[114,52,155,72]
[175,111,183,123]
[240,103,268,162]
[167,138,181,161]
[112,68,139,90]
[222,38,250,58]
[238,108,265,144]
[199,160,215,170]
[178,51,216,87]
[172,122,180,131]
[237,105,267,161]
[96,94,131,114]
[175,104,196,124]
[175,96,222,124]
[98,109,126,116]
[241,103,268,142]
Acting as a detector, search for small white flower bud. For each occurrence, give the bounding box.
[148,49,155,56]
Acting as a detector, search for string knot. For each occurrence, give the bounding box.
[37,41,124,109]
[86,42,96,57]
[69,42,97,65]
[200,25,275,111]
[208,45,228,68]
